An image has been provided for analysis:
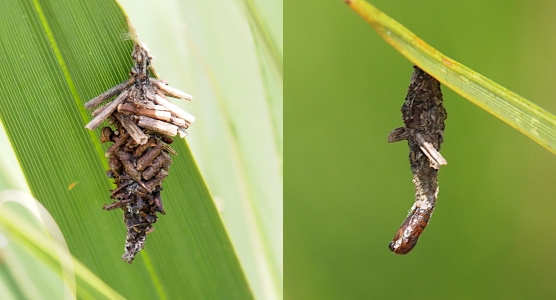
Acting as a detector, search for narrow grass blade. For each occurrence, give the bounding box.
[344,0,556,154]
[239,0,283,87]
[0,190,125,300]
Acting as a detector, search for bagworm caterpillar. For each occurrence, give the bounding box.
[387,66,447,254]
[84,38,195,263]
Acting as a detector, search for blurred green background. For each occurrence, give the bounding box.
[285,0,556,299]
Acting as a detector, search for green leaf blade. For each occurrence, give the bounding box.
[0,0,253,298]
[346,0,556,154]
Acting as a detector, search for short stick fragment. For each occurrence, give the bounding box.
[137,181,152,194]
[92,101,111,117]
[137,116,178,137]
[105,132,130,157]
[143,169,169,191]
[114,112,148,145]
[85,91,129,131]
[110,180,133,196]
[143,212,157,223]
[135,102,169,111]
[118,104,172,121]
[103,199,133,211]
[148,92,196,124]
[134,137,157,157]
[151,78,193,101]
[84,79,132,110]
[116,149,142,181]
[142,152,171,180]
[416,133,448,169]
[153,105,170,111]
[137,143,164,171]
[169,117,186,127]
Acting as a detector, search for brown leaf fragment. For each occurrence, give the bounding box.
[387,127,408,143]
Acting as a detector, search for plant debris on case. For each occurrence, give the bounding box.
[84,38,195,264]
[387,66,447,255]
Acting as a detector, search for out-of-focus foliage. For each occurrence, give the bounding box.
[286,0,556,299]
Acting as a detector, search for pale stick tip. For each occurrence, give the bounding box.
[416,133,447,169]
[152,79,193,101]
[137,116,178,137]
[177,127,188,138]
